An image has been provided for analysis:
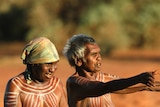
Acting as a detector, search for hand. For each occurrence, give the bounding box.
[138,71,156,87]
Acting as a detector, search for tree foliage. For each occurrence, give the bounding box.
[0,0,159,54]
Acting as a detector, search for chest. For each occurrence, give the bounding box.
[77,94,114,107]
[14,77,61,107]
[20,88,60,107]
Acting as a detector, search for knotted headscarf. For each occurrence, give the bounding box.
[21,37,59,64]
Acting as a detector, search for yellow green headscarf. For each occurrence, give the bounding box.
[21,37,59,64]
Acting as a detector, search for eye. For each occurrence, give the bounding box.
[92,53,98,57]
[46,63,53,67]
[46,63,52,65]
[44,62,58,70]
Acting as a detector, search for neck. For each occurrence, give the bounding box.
[30,79,51,87]
[76,67,97,80]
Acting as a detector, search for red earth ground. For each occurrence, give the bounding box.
[1,44,160,107]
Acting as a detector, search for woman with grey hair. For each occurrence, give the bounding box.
[4,37,68,107]
[63,34,157,107]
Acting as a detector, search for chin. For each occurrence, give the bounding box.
[93,70,100,73]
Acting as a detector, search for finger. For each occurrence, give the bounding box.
[147,77,155,87]
[147,80,154,87]
[148,72,155,79]
[152,71,157,75]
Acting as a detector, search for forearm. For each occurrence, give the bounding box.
[79,75,145,96]
[113,85,147,94]
[104,74,144,93]
[104,72,154,93]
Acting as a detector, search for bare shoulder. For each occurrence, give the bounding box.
[5,74,24,92]
[67,76,77,85]
[67,76,89,83]
[67,75,89,85]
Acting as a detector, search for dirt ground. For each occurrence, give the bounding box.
[1,49,160,107]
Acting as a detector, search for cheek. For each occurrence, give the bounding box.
[40,69,49,77]
[87,58,96,65]
[83,59,94,69]
[36,67,48,76]
[42,67,48,72]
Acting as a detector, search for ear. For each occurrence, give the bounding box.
[74,58,82,67]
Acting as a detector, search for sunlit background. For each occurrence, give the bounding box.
[0,0,160,54]
[0,0,160,107]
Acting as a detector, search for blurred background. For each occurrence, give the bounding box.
[0,0,160,55]
[1,0,160,107]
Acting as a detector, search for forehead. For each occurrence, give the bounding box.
[85,43,100,54]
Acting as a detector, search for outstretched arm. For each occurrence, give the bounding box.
[67,72,154,99]
[113,84,147,94]
[113,81,160,94]
[112,71,160,94]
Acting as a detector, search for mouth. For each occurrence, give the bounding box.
[45,72,54,79]
[95,63,102,69]
[96,63,101,68]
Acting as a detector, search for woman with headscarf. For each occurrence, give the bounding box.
[4,37,68,107]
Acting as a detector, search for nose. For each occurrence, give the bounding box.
[97,54,101,61]
[49,64,57,71]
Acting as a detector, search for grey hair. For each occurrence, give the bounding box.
[63,34,96,67]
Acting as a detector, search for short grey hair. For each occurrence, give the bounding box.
[63,34,96,67]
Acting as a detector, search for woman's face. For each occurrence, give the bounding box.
[31,61,58,82]
[82,44,102,73]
